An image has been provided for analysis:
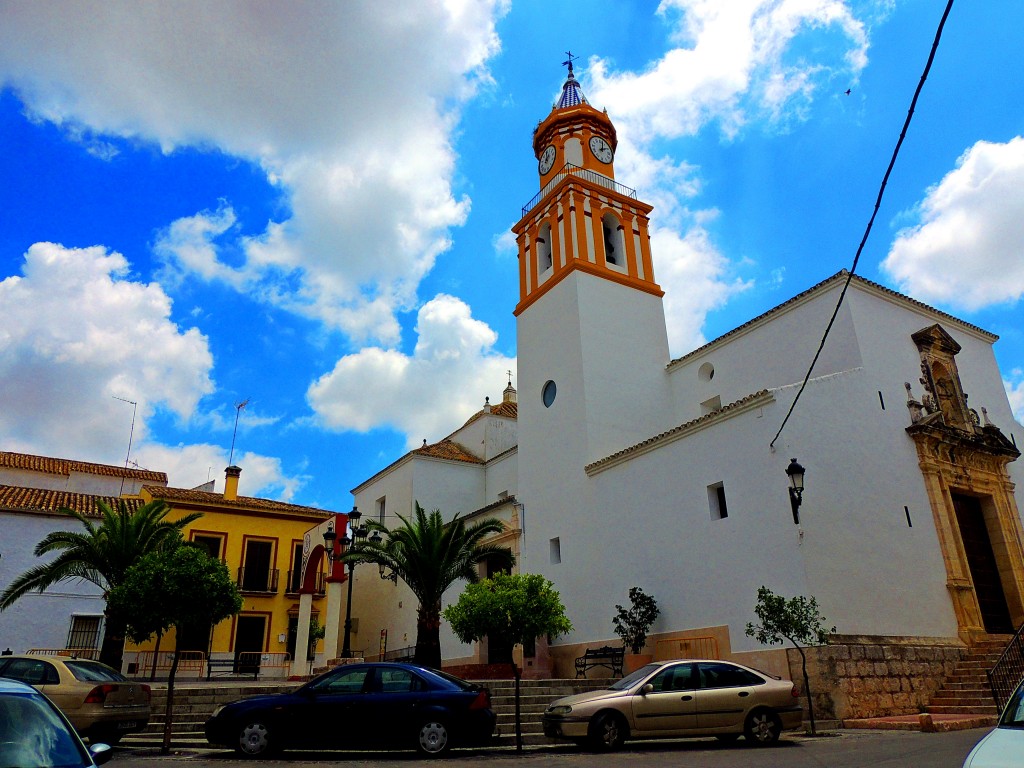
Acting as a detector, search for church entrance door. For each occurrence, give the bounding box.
[952,493,1013,634]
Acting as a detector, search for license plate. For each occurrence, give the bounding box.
[117,721,137,730]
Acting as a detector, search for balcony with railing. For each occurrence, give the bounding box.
[521,163,637,218]
[284,570,326,596]
[236,567,279,594]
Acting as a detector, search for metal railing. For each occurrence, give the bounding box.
[521,163,637,218]
[285,570,326,595]
[237,567,279,593]
[988,623,1024,711]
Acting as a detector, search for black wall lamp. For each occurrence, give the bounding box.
[786,458,805,525]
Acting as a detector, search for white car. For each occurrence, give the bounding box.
[962,678,1024,768]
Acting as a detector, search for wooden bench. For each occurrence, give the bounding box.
[575,645,624,678]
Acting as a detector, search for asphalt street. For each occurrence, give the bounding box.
[107,727,989,768]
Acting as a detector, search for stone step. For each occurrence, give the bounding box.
[926,704,999,715]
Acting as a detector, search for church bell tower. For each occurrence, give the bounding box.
[513,58,662,316]
[515,57,672,470]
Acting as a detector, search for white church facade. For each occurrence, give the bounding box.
[342,65,1024,720]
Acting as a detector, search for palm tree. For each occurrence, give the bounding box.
[341,502,515,669]
[0,499,203,669]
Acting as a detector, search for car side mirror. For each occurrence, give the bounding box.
[90,743,113,766]
[641,683,654,695]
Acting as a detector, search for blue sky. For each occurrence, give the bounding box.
[1,0,1022,511]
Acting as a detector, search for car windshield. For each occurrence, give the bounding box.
[999,683,1024,728]
[63,659,126,682]
[0,692,91,768]
[608,664,660,690]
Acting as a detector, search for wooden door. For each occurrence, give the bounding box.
[953,494,1013,634]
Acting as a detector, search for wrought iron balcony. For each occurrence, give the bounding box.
[521,163,637,218]
[237,567,279,594]
[285,570,326,596]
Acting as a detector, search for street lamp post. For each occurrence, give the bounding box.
[324,506,367,659]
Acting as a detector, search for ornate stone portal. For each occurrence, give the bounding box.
[905,324,1024,641]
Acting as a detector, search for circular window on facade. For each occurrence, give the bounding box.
[542,380,557,408]
[698,362,715,381]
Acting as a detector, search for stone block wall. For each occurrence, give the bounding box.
[792,635,965,722]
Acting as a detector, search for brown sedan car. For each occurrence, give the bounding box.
[0,654,150,744]
[543,659,802,750]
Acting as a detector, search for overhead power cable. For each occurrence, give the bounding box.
[770,0,956,449]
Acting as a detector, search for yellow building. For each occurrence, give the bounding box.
[131,466,337,678]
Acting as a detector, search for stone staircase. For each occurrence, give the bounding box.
[924,636,1010,717]
[120,676,614,750]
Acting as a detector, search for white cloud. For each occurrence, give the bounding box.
[0,242,214,460]
[1005,369,1024,426]
[133,443,307,504]
[0,0,507,344]
[882,137,1024,310]
[307,295,514,448]
[0,242,307,501]
[584,0,867,355]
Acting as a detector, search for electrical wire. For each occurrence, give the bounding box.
[770,0,956,449]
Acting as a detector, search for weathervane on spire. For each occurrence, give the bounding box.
[562,51,578,77]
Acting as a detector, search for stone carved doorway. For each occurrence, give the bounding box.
[952,493,1014,634]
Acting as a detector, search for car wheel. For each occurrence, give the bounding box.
[237,720,274,757]
[416,720,450,756]
[744,709,782,746]
[588,712,626,751]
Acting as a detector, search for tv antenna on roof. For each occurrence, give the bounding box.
[228,398,250,466]
[112,396,137,496]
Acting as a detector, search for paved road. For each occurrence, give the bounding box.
[109,728,988,767]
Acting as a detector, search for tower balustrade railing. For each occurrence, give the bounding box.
[521,163,637,218]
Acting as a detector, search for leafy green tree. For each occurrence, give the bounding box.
[745,585,835,734]
[108,546,242,754]
[340,502,514,669]
[445,572,573,751]
[613,587,660,654]
[0,499,202,669]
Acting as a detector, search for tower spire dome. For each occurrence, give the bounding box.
[556,51,587,109]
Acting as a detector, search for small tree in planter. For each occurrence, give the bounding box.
[613,587,660,665]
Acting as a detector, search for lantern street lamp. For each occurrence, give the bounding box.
[324,506,367,658]
[369,530,398,582]
[786,458,806,525]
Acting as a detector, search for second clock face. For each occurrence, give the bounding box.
[589,136,614,163]
[539,145,556,174]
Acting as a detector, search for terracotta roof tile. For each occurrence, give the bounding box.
[143,485,333,518]
[0,451,167,484]
[585,390,774,474]
[0,485,146,518]
[411,439,484,464]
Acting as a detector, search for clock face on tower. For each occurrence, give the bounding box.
[589,136,614,164]
[538,145,556,174]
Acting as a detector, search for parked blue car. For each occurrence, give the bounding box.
[0,677,112,767]
[205,661,498,757]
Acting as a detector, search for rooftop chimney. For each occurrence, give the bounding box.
[224,465,241,500]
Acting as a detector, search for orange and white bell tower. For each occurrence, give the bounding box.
[515,57,672,475]
[513,59,662,316]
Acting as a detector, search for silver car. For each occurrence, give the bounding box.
[962,677,1024,768]
[543,659,802,750]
